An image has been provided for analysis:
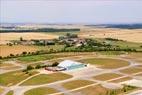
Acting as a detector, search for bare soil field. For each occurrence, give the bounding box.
[79,28,142,43]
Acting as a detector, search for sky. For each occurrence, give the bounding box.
[0,0,142,24]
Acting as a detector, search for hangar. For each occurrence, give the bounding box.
[58,60,86,70]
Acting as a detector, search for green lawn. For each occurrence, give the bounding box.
[62,80,94,90]
[24,87,58,95]
[20,73,72,86]
[0,70,38,86]
[79,58,129,69]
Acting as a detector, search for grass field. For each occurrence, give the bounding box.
[93,73,122,81]
[135,73,142,76]
[17,53,77,63]
[24,87,59,95]
[0,87,4,94]
[6,90,14,95]
[0,63,14,68]
[110,77,132,83]
[62,80,94,90]
[0,66,21,70]
[0,70,38,86]
[79,58,129,69]
[119,67,142,74]
[125,53,142,63]
[18,54,57,63]
[20,73,72,85]
[73,84,137,95]
[73,85,108,95]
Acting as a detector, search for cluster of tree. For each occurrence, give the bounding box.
[105,24,142,29]
[0,38,140,60]
[0,46,139,60]
[105,38,124,41]
[66,33,78,38]
[62,47,137,52]
[0,28,80,33]
[23,62,59,73]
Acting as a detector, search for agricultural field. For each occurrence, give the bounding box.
[0,45,64,57]
[0,32,58,43]
[0,29,142,95]
[79,28,142,43]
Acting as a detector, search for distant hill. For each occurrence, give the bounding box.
[0,28,80,33]
[86,24,142,29]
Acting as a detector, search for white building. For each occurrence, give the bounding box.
[58,60,86,70]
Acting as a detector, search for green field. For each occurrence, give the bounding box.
[21,73,72,85]
[79,58,129,69]
[17,53,69,63]
[24,87,59,95]
[0,70,38,86]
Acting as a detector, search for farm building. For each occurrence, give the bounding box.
[58,60,86,70]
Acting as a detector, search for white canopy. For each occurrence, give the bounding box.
[58,60,82,68]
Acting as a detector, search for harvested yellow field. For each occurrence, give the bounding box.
[0,45,39,57]
[0,32,58,44]
[79,28,142,43]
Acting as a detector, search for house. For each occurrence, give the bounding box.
[58,60,86,70]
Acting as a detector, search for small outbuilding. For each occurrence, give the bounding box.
[58,60,86,70]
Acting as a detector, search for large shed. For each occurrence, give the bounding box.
[58,60,86,70]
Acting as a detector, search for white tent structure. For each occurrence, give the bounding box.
[58,60,86,70]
